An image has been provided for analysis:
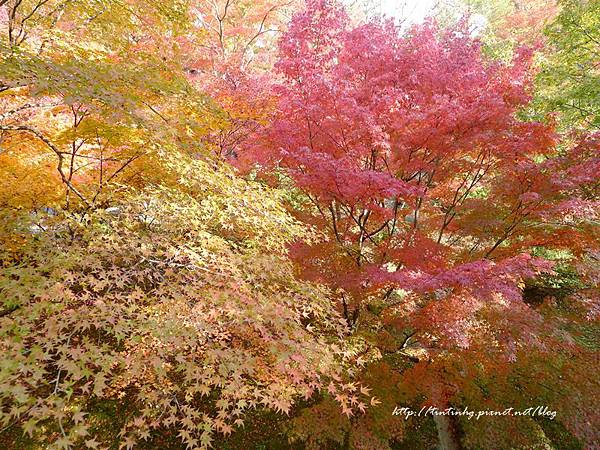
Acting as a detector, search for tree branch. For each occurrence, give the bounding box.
[0,125,91,207]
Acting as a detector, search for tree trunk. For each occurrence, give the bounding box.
[434,414,462,450]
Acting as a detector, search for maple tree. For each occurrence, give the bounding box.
[239,0,600,448]
[0,0,598,449]
[534,0,600,130]
[446,0,599,131]
[0,157,367,449]
[0,1,368,449]
[440,0,559,47]
[180,0,306,160]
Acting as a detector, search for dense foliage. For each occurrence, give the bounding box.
[239,2,599,448]
[1,0,598,449]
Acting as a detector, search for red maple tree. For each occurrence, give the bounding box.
[239,1,600,447]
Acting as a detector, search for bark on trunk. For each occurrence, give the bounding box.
[434,414,462,450]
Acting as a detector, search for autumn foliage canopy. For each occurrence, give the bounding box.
[0,0,599,449]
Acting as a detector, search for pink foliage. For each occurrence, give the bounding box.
[239,2,600,446]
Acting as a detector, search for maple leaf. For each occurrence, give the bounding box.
[72,410,87,424]
[370,396,382,407]
[84,439,100,449]
[22,418,38,438]
[234,418,244,427]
